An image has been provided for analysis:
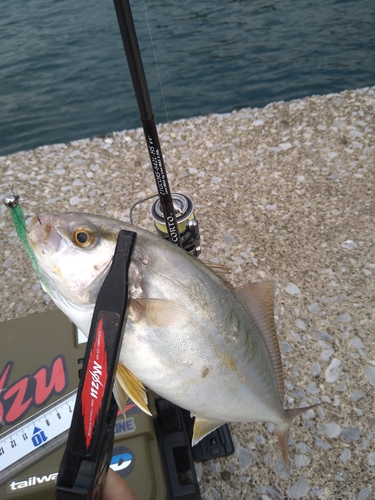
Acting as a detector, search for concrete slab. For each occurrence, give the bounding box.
[1,86,374,499]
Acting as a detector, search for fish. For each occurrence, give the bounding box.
[26,211,316,466]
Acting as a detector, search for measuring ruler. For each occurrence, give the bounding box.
[0,390,77,486]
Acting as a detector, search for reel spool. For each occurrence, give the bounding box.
[151,193,201,256]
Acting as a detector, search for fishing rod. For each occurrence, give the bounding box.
[113,0,183,247]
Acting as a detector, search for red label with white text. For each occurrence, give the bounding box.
[81,316,108,450]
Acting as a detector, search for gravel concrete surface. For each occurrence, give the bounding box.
[1,87,374,499]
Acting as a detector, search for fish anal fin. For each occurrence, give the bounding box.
[129,299,189,327]
[235,280,284,403]
[192,417,226,446]
[116,363,151,416]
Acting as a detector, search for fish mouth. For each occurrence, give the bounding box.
[27,215,63,255]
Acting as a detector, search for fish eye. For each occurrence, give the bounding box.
[76,231,88,244]
[72,227,95,247]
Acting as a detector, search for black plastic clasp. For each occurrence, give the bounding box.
[154,398,234,500]
[155,399,201,500]
[56,230,137,500]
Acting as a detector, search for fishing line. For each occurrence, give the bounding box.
[142,0,170,123]
[129,193,158,224]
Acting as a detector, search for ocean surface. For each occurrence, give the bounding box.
[1,0,374,156]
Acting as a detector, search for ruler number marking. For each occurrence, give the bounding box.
[0,391,76,479]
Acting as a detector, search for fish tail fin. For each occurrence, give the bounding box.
[276,403,321,468]
[275,426,290,469]
[285,403,320,421]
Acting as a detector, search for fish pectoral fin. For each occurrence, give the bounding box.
[115,363,152,416]
[192,417,226,446]
[129,299,190,327]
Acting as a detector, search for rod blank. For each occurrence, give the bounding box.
[113,0,182,247]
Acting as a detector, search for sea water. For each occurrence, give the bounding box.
[1,0,374,155]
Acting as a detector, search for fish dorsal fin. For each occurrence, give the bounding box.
[115,363,151,416]
[192,417,226,446]
[129,299,189,327]
[235,280,285,403]
[199,259,231,278]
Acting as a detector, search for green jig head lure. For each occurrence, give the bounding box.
[4,188,53,296]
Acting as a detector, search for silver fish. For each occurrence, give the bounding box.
[27,211,315,466]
